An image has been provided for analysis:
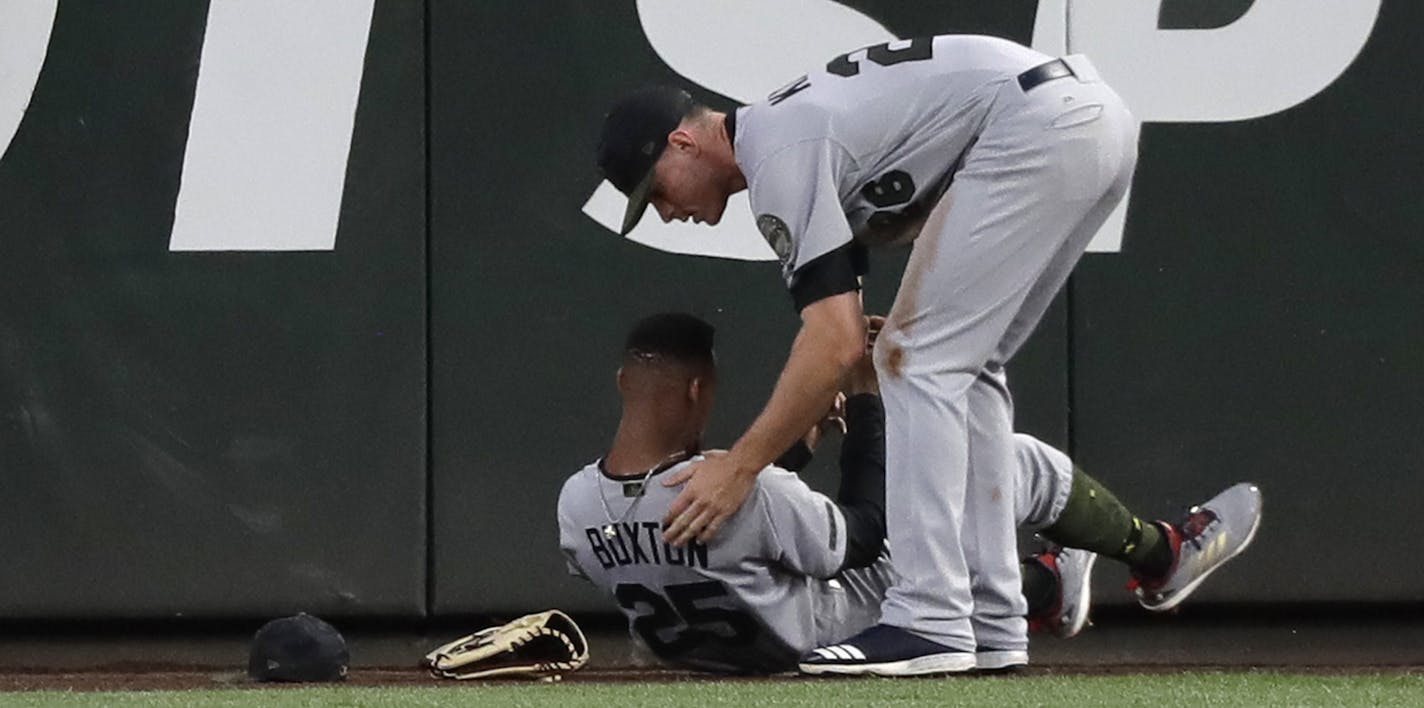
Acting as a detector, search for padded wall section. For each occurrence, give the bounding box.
[1071,0,1421,601]
[0,0,427,617]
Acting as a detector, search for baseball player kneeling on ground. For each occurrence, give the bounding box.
[556,313,1262,674]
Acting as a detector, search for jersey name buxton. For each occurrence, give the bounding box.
[557,458,849,672]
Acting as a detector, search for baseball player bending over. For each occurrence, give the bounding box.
[556,313,1261,674]
[596,34,1142,674]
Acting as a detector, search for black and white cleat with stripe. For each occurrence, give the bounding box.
[799,624,976,677]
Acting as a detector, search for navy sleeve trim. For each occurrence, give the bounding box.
[790,244,860,312]
[850,243,869,277]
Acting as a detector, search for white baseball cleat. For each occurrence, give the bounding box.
[1027,546,1098,638]
[1130,483,1263,612]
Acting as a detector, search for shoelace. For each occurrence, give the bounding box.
[1180,506,1219,552]
[1126,507,1221,594]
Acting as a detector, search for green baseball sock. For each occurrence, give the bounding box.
[1040,467,1174,578]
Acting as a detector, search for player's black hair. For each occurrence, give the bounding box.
[622,312,716,376]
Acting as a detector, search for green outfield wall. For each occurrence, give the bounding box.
[0,0,1415,618]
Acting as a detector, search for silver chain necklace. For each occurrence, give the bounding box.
[597,450,691,539]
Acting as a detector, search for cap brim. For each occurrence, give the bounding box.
[619,170,655,236]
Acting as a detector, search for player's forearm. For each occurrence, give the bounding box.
[727,293,865,475]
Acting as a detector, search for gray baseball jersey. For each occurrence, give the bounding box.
[734,35,1050,285]
[554,431,1080,672]
[557,457,857,673]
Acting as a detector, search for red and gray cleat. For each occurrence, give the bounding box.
[1129,483,1264,612]
[1026,546,1098,638]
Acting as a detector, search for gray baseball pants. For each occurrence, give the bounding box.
[814,433,1078,646]
[872,55,1139,652]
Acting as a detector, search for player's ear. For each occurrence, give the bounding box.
[687,376,704,404]
[689,374,717,405]
[668,127,697,153]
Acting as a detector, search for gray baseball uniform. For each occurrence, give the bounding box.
[733,35,1138,652]
[557,456,868,672]
[556,432,1076,673]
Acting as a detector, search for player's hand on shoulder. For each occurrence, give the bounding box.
[660,452,759,547]
[665,449,729,474]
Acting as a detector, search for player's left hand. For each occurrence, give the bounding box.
[661,452,758,546]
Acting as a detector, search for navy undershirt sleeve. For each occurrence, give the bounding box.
[835,394,887,571]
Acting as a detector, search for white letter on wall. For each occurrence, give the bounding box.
[0,0,57,164]
[586,0,1381,259]
[169,0,375,251]
[1037,0,1380,251]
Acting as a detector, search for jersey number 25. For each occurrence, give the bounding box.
[614,581,760,657]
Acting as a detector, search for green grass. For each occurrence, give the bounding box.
[2,672,1422,707]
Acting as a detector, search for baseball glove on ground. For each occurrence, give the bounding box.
[423,610,589,680]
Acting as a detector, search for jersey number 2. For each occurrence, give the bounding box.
[614,581,759,656]
[826,38,933,78]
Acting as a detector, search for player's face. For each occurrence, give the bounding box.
[648,149,730,227]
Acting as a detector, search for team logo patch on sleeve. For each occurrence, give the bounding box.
[756,214,793,264]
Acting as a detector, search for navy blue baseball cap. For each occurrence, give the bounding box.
[596,86,696,235]
[248,613,349,682]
